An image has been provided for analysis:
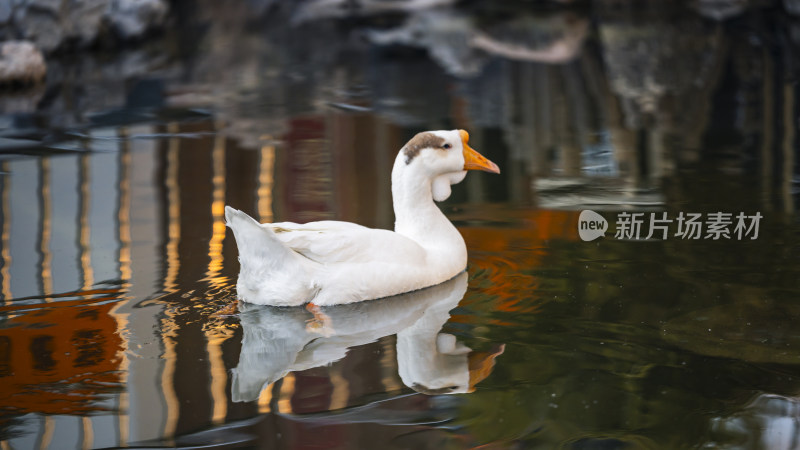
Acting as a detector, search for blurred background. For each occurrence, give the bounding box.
[0,0,799,448]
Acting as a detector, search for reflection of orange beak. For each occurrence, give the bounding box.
[467,343,506,392]
[460,129,500,174]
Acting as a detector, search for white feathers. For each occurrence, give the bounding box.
[432,171,467,202]
[225,207,320,306]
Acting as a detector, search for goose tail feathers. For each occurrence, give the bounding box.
[225,206,316,305]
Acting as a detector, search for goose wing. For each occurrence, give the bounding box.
[264,220,426,265]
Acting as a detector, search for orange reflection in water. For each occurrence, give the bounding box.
[457,209,579,320]
[0,292,124,415]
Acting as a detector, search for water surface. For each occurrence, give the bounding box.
[1,3,799,449]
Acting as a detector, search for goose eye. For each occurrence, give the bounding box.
[443,143,452,149]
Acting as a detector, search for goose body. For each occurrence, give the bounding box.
[225,129,499,306]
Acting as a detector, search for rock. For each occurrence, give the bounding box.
[597,11,721,129]
[292,0,456,24]
[785,0,800,15]
[694,0,749,20]
[367,10,488,77]
[6,0,169,53]
[0,1,13,25]
[28,0,63,15]
[15,7,63,53]
[0,41,46,84]
[107,0,168,40]
[65,0,108,45]
[472,13,588,64]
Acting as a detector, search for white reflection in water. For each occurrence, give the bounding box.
[709,393,800,450]
[232,271,502,402]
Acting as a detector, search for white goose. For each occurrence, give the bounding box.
[224,129,499,307]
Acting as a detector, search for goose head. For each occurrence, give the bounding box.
[393,129,500,202]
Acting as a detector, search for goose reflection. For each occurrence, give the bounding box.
[231,271,503,402]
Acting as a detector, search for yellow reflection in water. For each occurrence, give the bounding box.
[1,161,10,303]
[258,383,273,413]
[206,123,226,287]
[258,141,276,222]
[118,129,132,287]
[79,154,94,291]
[380,338,402,392]
[165,123,181,293]
[110,131,134,445]
[278,373,295,414]
[328,365,349,410]
[40,416,54,450]
[39,158,52,299]
[117,391,129,447]
[81,416,93,450]
[160,311,180,439]
[206,328,233,425]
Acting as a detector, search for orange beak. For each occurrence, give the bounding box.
[460,130,500,174]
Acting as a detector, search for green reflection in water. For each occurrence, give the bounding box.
[448,197,800,448]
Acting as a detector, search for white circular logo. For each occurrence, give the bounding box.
[578,210,608,241]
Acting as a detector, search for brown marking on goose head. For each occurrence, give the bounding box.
[402,132,446,165]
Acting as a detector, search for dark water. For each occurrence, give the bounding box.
[1,2,800,449]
